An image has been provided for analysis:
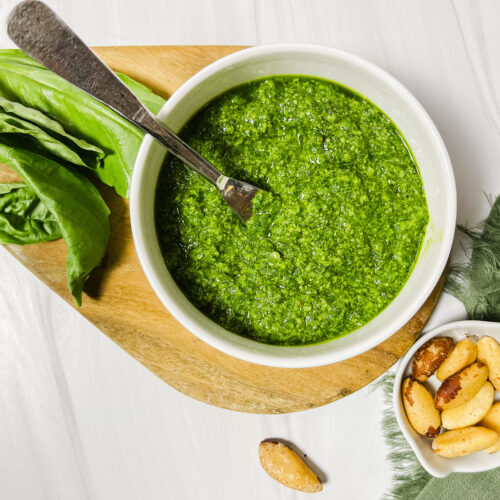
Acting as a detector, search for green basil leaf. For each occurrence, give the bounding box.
[0,111,103,168]
[0,140,110,305]
[0,50,166,197]
[0,182,61,244]
[0,96,105,168]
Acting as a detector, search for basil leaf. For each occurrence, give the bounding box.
[0,182,61,244]
[0,96,105,168]
[0,111,102,168]
[0,140,110,305]
[0,50,166,197]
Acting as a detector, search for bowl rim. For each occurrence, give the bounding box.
[393,320,500,477]
[130,43,457,368]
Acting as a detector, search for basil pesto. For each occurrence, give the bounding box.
[155,76,429,346]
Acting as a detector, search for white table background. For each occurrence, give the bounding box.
[1,1,499,499]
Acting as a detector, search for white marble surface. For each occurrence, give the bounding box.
[1,0,499,498]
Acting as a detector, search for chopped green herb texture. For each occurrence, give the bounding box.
[156,76,429,345]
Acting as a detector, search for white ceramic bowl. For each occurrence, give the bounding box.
[394,320,500,477]
[130,44,456,368]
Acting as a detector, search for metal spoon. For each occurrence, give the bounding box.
[7,0,260,222]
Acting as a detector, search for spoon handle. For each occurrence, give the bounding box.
[7,0,222,186]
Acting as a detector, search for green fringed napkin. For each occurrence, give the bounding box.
[447,195,500,321]
[380,195,500,499]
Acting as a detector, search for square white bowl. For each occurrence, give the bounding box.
[393,320,500,477]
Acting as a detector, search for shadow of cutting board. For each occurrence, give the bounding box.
[0,46,445,413]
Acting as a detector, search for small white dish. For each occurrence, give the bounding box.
[131,43,456,368]
[393,320,500,477]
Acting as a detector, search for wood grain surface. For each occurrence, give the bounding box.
[0,46,444,413]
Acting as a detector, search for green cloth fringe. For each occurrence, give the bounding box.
[445,196,500,321]
[377,373,431,499]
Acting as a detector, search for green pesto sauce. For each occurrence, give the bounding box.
[155,76,429,346]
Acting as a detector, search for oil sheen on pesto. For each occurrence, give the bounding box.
[155,76,429,346]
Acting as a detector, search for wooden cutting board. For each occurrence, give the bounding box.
[0,46,445,413]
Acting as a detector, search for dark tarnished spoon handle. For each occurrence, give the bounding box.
[7,0,222,185]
